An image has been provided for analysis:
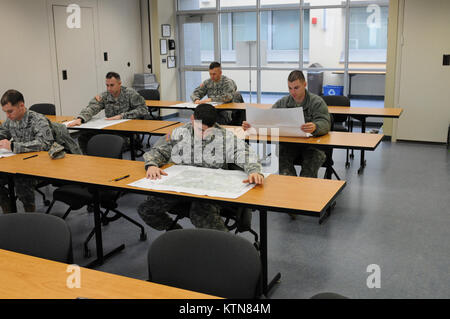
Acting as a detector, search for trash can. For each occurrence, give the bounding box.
[132,73,159,91]
[307,63,324,95]
[323,85,344,96]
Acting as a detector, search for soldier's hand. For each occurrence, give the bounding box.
[0,139,11,151]
[146,166,168,180]
[243,173,264,185]
[301,122,316,134]
[106,115,123,120]
[67,118,82,127]
[95,95,102,102]
[242,121,252,131]
[194,100,201,104]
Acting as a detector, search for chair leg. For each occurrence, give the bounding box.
[45,199,56,215]
[62,207,72,220]
[111,209,147,241]
[83,227,96,258]
[331,167,341,180]
[35,187,50,206]
[324,166,341,180]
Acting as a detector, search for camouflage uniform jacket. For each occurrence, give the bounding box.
[272,90,331,136]
[190,75,237,103]
[0,110,54,153]
[78,86,149,123]
[45,119,82,155]
[144,123,262,176]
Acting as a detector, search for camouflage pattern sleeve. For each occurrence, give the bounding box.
[143,134,174,169]
[224,130,262,175]
[121,88,149,119]
[12,115,54,153]
[78,95,106,123]
[190,81,208,102]
[211,77,237,103]
[0,123,11,140]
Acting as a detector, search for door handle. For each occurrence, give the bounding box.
[62,70,68,80]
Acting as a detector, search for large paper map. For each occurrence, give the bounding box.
[128,165,262,199]
[0,148,15,158]
[63,118,130,129]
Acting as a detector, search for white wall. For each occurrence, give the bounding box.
[395,0,450,143]
[0,0,55,121]
[97,0,143,87]
[0,0,143,120]
[149,0,178,117]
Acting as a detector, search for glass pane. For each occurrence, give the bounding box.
[349,0,389,4]
[220,0,256,9]
[184,71,211,101]
[260,70,292,104]
[306,8,345,68]
[177,0,216,11]
[260,0,299,7]
[220,12,256,66]
[348,5,388,63]
[181,16,215,66]
[221,69,256,102]
[260,10,309,66]
[304,0,343,5]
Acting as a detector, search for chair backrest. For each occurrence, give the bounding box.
[233,91,245,103]
[0,213,73,263]
[29,103,56,115]
[138,89,160,101]
[86,134,124,159]
[148,229,262,298]
[321,95,350,124]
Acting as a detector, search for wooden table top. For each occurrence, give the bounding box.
[155,125,383,151]
[0,249,218,299]
[327,106,403,118]
[151,122,185,135]
[2,152,345,214]
[146,100,403,117]
[223,127,384,150]
[45,116,181,135]
[104,119,180,134]
[46,115,75,123]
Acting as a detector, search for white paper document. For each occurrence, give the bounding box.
[245,105,312,137]
[129,165,263,199]
[63,118,130,129]
[173,102,223,109]
[0,148,15,158]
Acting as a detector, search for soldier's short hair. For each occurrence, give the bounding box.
[288,70,306,83]
[209,62,221,70]
[1,89,24,107]
[194,104,218,127]
[106,72,121,81]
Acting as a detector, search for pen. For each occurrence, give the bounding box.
[23,154,38,160]
[112,174,130,182]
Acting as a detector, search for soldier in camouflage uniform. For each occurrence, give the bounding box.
[67,72,149,153]
[0,90,54,213]
[243,70,331,178]
[190,62,238,125]
[137,104,264,232]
